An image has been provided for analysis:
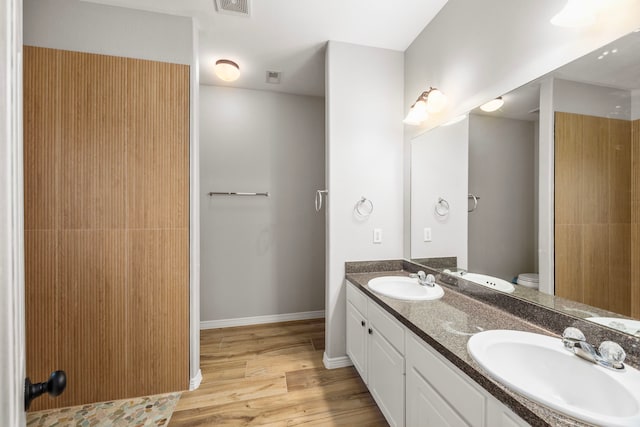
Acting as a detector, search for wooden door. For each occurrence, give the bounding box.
[554,112,631,315]
[23,46,189,410]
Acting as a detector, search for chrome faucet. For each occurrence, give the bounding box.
[562,327,626,370]
[410,271,436,287]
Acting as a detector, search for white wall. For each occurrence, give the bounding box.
[24,0,191,65]
[199,86,325,322]
[410,118,468,266]
[23,0,202,386]
[325,41,404,362]
[0,0,25,424]
[188,24,201,387]
[468,115,536,281]
[555,79,632,119]
[632,90,640,120]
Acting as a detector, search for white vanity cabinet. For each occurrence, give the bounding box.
[346,282,405,427]
[405,332,528,427]
[346,281,529,427]
[346,283,368,380]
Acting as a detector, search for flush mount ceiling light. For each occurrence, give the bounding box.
[214,59,240,82]
[551,0,597,28]
[480,97,504,112]
[403,87,447,125]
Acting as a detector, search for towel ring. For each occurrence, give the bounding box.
[435,197,450,217]
[355,197,374,218]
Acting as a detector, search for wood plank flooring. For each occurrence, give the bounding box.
[170,318,387,426]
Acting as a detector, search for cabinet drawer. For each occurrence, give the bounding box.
[346,281,368,315]
[406,332,485,427]
[368,299,405,355]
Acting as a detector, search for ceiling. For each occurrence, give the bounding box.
[474,30,640,121]
[82,0,449,97]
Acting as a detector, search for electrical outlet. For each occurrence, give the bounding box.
[424,227,432,242]
[373,228,382,244]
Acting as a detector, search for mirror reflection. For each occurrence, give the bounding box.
[410,30,640,336]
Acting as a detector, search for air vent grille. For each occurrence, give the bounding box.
[266,71,282,84]
[214,0,250,16]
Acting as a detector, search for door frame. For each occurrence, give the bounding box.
[0,0,26,424]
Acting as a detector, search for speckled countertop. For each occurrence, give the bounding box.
[346,260,640,427]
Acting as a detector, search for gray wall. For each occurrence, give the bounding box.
[555,78,632,120]
[468,114,537,281]
[200,86,325,322]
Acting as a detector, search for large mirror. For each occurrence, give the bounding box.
[410,29,640,336]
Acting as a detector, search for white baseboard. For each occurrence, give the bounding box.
[200,310,325,330]
[189,369,202,391]
[323,352,353,369]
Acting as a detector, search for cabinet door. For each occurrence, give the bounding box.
[368,326,405,427]
[406,333,485,427]
[346,300,368,382]
[406,363,470,427]
[486,396,530,427]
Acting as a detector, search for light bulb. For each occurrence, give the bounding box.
[403,106,428,125]
[214,59,240,82]
[480,97,504,112]
[426,89,447,113]
[551,0,596,28]
[413,99,428,114]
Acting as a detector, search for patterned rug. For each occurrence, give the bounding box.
[27,392,181,427]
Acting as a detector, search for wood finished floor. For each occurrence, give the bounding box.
[170,318,387,426]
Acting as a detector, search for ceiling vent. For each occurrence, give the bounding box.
[266,71,282,84]
[214,0,250,17]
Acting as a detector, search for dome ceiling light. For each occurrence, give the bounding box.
[214,59,240,82]
[480,97,504,113]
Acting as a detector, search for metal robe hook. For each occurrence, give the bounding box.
[315,190,328,212]
[468,193,480,213]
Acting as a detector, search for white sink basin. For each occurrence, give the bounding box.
[367,276,444,301]
[468,330,640,427]
[588,317,640,336]
[447,271,515,293]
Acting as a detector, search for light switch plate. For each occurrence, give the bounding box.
[424,227,432,242]
[373,228,382,244]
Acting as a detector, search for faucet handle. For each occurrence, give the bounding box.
[599,341,626,369]
[562,327,586,349]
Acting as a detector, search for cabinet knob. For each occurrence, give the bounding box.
[361,320,365,327]
[368,328,373,335]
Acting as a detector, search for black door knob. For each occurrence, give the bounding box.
[25,370,67,410]
[368,328,373,335]
[361,320,365,327]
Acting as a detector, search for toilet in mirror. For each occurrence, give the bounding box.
[409,29,640,336]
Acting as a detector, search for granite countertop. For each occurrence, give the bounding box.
[346,267,603,427]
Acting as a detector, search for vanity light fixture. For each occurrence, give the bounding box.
[551,0,597,28]
[403,87,447,125]
[214,59,240,82]
[480,97,504,112]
